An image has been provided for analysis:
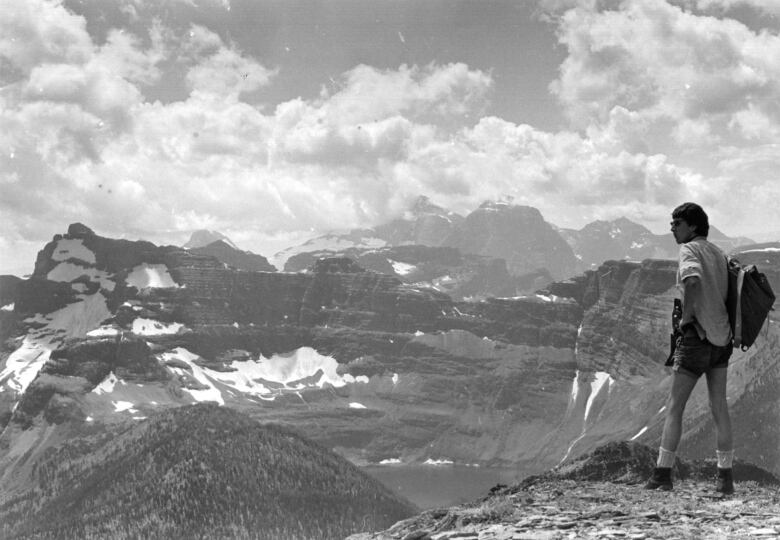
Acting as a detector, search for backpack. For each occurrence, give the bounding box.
[725,256,776,350]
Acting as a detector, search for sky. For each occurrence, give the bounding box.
[2,0,780,276]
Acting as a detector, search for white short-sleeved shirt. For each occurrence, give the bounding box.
[677,237,732,346]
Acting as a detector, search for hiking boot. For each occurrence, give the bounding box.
[716,468,734,495]
[644,467,673,491]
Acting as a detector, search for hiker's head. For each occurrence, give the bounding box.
[671,202,709,242]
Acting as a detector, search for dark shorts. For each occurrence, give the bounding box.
[673,329,733,378]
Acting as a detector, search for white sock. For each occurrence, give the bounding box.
[717,449,734,469]
[657,447,675,468]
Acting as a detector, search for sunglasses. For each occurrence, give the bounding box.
[670,219,685,227]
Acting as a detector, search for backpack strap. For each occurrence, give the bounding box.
[734,267,745,349]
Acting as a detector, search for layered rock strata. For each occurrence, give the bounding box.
[0,226,778,493]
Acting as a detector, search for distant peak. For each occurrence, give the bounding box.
[184,230,237,250]
[410,195,447,215]
[67,223,95,237]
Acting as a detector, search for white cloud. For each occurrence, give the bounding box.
[323,63,492,123]
[184,27,276,100]
[544,0,780,232]
[2,0,780,274]
[0,0,92,77]
[551,0,780,136]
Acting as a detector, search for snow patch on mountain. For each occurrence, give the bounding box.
[1,304,13,312]
[162,348,227,405]
[47,262,116,291]
[273,233,386,270]
[126,264,178,289]
[560,371,616,464]
[31,294,112,339]
[93,372,119,395]
[424,458,454,466]
[389,260,416,275]
[584,372,614,422]
[740,247,780,253]
[112,401,138,413]
[0,338,52,394]
[131,319,185,336]
[51,239,96,264]
[86,326,121,337]
[160,346,369,405]
[630,426,648,440]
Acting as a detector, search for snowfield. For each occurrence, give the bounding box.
[51,239,96,264]
[158,346,369,404]
[47,262,116,291]
[125,264,179,289]
[131,319,185,336]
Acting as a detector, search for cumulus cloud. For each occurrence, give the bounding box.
[551,0,780,129]
[3,0,780,275]
[0,0,494,251]
[0,0,92,78]
[546,0,780,230]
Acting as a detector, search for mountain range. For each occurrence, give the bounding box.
[0,201,776,537]
[268,197,754,292]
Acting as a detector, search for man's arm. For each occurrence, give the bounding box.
[681,275,700,330]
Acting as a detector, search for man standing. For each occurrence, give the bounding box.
[645,202,734,494]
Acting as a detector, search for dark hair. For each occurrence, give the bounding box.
[672,202,709,237]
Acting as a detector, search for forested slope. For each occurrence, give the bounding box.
[0,404,416,540]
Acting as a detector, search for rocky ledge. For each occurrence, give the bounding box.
[348,442,780,540]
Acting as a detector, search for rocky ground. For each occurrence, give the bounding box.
[348,443,780,540]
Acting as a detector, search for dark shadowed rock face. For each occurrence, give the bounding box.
[66,223,95,237]
[0,276,22,344]
[0,275,22,306]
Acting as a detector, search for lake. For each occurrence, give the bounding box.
[362,464,525,510]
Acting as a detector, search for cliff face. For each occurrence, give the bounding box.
[545,250,780,475]
[1,226,777,489]
[443,202,579,281]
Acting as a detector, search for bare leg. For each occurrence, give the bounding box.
[660,371,699,452]
[705,367,732,451]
